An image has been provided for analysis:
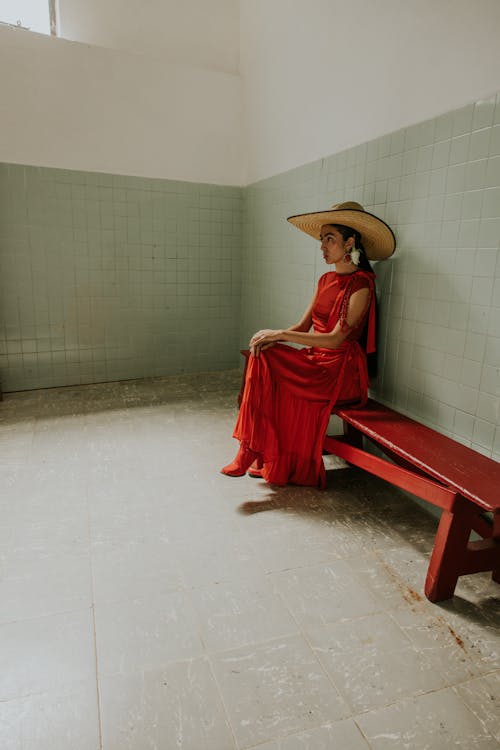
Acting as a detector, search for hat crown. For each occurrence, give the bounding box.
[331,201,364,212]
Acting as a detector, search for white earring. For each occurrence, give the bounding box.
[350,247,361,266]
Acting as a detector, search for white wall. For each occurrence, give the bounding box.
[57,0,240,74]
[4,0,500,187]
[0,25,243,185]
[240,0,500,185]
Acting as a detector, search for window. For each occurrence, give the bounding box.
[0,0,57,36]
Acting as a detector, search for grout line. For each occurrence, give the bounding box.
[206,655,240,750]
[91,601,103,750]
[86,480,104,750]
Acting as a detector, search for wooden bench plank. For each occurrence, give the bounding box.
[333,399,500,512]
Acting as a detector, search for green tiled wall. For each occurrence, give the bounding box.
[241,93,500,461]
[0,165,242,391]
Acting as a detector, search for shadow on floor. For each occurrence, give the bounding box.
[237,467,500,623]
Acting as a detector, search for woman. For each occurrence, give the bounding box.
[222,201,396,489]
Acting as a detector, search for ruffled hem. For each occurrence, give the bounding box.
[247,386,331,488]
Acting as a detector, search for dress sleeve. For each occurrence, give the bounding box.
[349,274,371,295]
[338,273,376,352]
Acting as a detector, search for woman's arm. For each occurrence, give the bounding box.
[250,286,371,355]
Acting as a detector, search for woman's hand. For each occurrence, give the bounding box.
[249,329,284,357]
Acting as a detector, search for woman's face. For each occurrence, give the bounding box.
[319,225,351,265]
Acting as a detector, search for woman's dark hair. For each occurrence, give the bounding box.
[331,223,378,378]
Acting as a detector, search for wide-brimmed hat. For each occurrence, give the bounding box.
[287,201,396,260]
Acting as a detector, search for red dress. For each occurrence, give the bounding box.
[233,269,376,488]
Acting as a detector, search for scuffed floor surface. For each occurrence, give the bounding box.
[1,371,499,750]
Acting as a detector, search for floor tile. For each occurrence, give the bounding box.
[0,554,93,624]
[437,599,500,674]
[345,550,416,609]
[91,539,184,604]
[99,658,236,750]
[1,482,88,526]
[390,604,481,683]
[453,570,500,608]
[95,590,204,677]
[456,672,500,743]
[88,498,169,551]
[356,688,500,749]
[270,560,382,629]
[156,489,243,543]
[1,505,90,565]
[0,609,96,701]
[243,514,345,572]
[29,422,91,464]
[0,681,99,750]
[189,577,299,653]
[211,634,349,748]
[253,719,371,749]
[172,528,265,589]
[308,612,446,712]
[374,541,432,599]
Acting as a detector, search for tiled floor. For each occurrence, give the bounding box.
[1,371,499,750]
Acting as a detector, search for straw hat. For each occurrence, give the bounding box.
[287,201,396,260]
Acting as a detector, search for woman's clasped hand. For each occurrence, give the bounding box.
[249,329,284,356]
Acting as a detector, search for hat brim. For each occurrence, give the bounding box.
[287,208,396,260]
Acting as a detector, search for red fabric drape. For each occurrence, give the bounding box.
[234,270,375,488]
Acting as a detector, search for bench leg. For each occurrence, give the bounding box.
[425,499,474,603]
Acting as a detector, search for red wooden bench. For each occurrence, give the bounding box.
[325,399,500,603]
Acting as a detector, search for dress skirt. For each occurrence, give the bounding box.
[233,341,368,488]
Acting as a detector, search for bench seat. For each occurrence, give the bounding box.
[325,398,500,602]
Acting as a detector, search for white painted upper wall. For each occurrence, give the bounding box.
[0,25,243,185]
[3,0,500,187]
[57,0,240,74]
[240,0,500,184]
